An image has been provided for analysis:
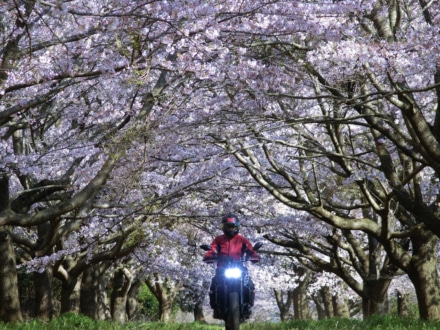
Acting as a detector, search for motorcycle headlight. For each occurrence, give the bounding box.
[225,267,242,279]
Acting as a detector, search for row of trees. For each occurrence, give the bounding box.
[1,0,440,323]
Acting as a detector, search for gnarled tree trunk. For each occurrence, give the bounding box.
[0,175,22,322]
[274,289,293,321]
[193,299,206,323]
[397,290,409,318]
[362,236,391,317]
[145,273,181,323]
[80,263,111,320]
[111,268,133,323]
[126,279,142,321]
[333,294,350,318]
[312,294,326,320]
[406,229,440,320]
[34,267,56,320]
[320,286,334,319]
[0,227,23,322]
[59,274,81,314]
[293,268,311,320]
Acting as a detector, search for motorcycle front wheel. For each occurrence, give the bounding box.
[225,291,240,330]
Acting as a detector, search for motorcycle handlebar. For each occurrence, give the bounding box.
[199,242,263,252]
[203,255,259,263]
[200,242,262,263]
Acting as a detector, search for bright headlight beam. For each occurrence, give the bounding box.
[225,267,242,279]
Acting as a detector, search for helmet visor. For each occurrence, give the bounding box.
[223,223,239,231]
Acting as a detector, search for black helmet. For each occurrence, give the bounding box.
[222,214,240,237]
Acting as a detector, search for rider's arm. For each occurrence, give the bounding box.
[203,237,219,263]
[243,237,260,263]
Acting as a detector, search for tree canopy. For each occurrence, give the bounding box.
[1,0,440,323]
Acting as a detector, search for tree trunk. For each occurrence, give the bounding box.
[273,289,293,321]
[111,268,132,324]
[332,294,350,318]
[362,277,389,317]
[362,236,391,318]
[34,267,56,320]
[60,275,81,314]
[320,286,334,318]
[0,226,23,322]
[193,299,206,323]
[293,268,311,320]
[145,273,180,323]
[362,294,388,318]
[312,295,326,320]
[293,285,309,320]
[397,290,409,318]
[0,175,23,322]
[406,230,440,320]
[80,263,111,320]
[159,300,172,322]
[126,280,142,321]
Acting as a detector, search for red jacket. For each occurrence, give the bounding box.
[203,234,260,266]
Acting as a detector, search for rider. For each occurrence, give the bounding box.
[203,213,260,319]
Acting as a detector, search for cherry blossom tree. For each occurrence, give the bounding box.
[263,219,402,317]
[3,0,440,324]
[184,0,440,320]
[146,0,440,321]
[0,0,209,321]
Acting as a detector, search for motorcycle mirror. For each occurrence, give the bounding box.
[253,242,263,251]
[199,244,211,251]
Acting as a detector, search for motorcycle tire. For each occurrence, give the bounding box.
[225,291,240,330]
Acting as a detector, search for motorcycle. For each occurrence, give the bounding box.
[200,242,263,330]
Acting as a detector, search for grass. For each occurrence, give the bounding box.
[2,314,440,329]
